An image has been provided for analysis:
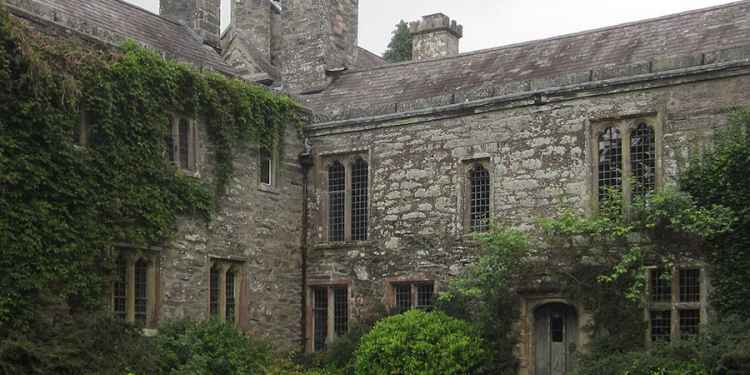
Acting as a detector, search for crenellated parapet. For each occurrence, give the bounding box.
[409,13,463,61]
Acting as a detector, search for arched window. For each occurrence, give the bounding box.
[469,164,490,232]
[631,123,656,197]
[328,162,346,242]
[351,158,369,241]
[134,259,149,323]
[113,257,127,320]
[598,127,623,202]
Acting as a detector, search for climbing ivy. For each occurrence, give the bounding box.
[0,4,303,327]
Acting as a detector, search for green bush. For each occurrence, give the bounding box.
[151,319,272,375]
[354,310,487,375]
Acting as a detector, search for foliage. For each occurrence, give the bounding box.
[575,315,750,375]
[382,21,412,63]
[437,227,530,374]
[151,319,273,375]
[0,4,302,327]
[681,110,750,318]
[0,307,158,375]
[354,310,487,375]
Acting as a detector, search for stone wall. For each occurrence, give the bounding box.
[304,71,750,359]
[163,123,305,351]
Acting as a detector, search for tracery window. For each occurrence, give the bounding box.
[208,260,244,325]
[325,155,369,242]
[310,285,349,352]
[110,253,157,326]
[647,267,705,342]
[594,119,660,206]
[469,164,491,232]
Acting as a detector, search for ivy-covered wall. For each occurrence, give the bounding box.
[0,4,306,348]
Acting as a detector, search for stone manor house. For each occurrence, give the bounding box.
[6,0,750,373]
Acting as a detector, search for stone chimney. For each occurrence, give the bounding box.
[409,13,463,61]
[232,0,273,58]
[161,0,221,50]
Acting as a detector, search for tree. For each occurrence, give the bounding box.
[382,21,412,63]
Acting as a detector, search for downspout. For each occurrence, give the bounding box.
[298,141,313,352]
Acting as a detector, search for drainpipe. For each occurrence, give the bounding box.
[298,141,313,352]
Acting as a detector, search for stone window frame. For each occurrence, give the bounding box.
[460,156,494,234]
[590,114,664,210]
[208,258,247,327]
[305,280,351,353]
[319,151,371,243]
[645,265,709,344]
[384,275,438,313]
[258,141,280,189]
[110,248,160,328]
[166,114,199,173]
[73,110,96,147]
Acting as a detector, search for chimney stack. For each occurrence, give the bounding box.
[161,0,221,51]
[409,13,463,61]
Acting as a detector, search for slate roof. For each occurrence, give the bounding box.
[6,0,235,75]
[303,0,750,122]
[352,47,387,70]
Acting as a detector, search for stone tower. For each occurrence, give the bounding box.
[409,13,463,61]
[232,0,275,59]
[161,0,221,50]
[278,0,359,93]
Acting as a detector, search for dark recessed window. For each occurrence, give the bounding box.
[598,127,623,202]
[225,271,236,322]
[260,147,273,185]
[470,164,490,232]
[351,158,369,241]
[650,269,672,303]
[209,267,220,317]
[650,310,671,342]
[550,314,564,343]
[394,284,412,313]
[416,284,434,309]
[328,162,346,242]
[679,309,700,336]
[631,123,656,197]
[313,288,328,352]
[134,259,148,323]
[333,288,348,337]
[113,258,127,320]
[679,269,700,303]
[178,119,190,170]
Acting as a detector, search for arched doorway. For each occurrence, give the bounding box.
[534,303,578,375]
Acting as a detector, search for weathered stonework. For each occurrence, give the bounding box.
[409,13,463,61]
[161,0,221,50]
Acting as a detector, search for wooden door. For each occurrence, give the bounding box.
[534,303,577,375]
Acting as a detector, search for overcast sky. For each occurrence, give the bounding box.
[124,0,734,55]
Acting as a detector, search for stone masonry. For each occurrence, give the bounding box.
[7,0,750,372]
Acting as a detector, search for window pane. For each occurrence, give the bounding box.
[598,127,623,202]
[631,123,656,197]
[313,288,328,352]
[134,259,148,323]
[394,284,412,313]
[416,284,434,309]
[550,313,564,343]
[260,147,272,185]
[113,258,127,320]
[225,271,236,322]
[209,267,220,317]
[179,119,190,169]
[679,309,700,336]
[470,165,490,232]
[351,159,369,241]
[650,269,671,303]
[650,310,671,342]
[328,162,346,242]
[333,287,348,337]
[679,269,700,303]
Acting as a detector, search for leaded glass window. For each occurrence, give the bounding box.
[210,266,220,317]
[679,269,700,303]
[313,288,328,352]
[333,288,348,336]
[225,271,236,322]
[598,127,623,202]
[416,284,434,309]
[650,269,671,303]
[328,162,346,242]
[631,123,656,197]
[134,259,148,323]
[113,258,127,320]
[650,310,671,342]
[679,309,700,336]
[394,284,411,313]
[470,164,491,232]
[179,119,190,170]
[351,159,369,241]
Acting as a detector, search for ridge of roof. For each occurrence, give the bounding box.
[341,0,749,76]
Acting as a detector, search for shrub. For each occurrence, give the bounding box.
[151,319,272,375]
[354,310,486,375]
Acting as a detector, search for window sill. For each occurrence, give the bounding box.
[312,240,374,250]
[258,183,280,195]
